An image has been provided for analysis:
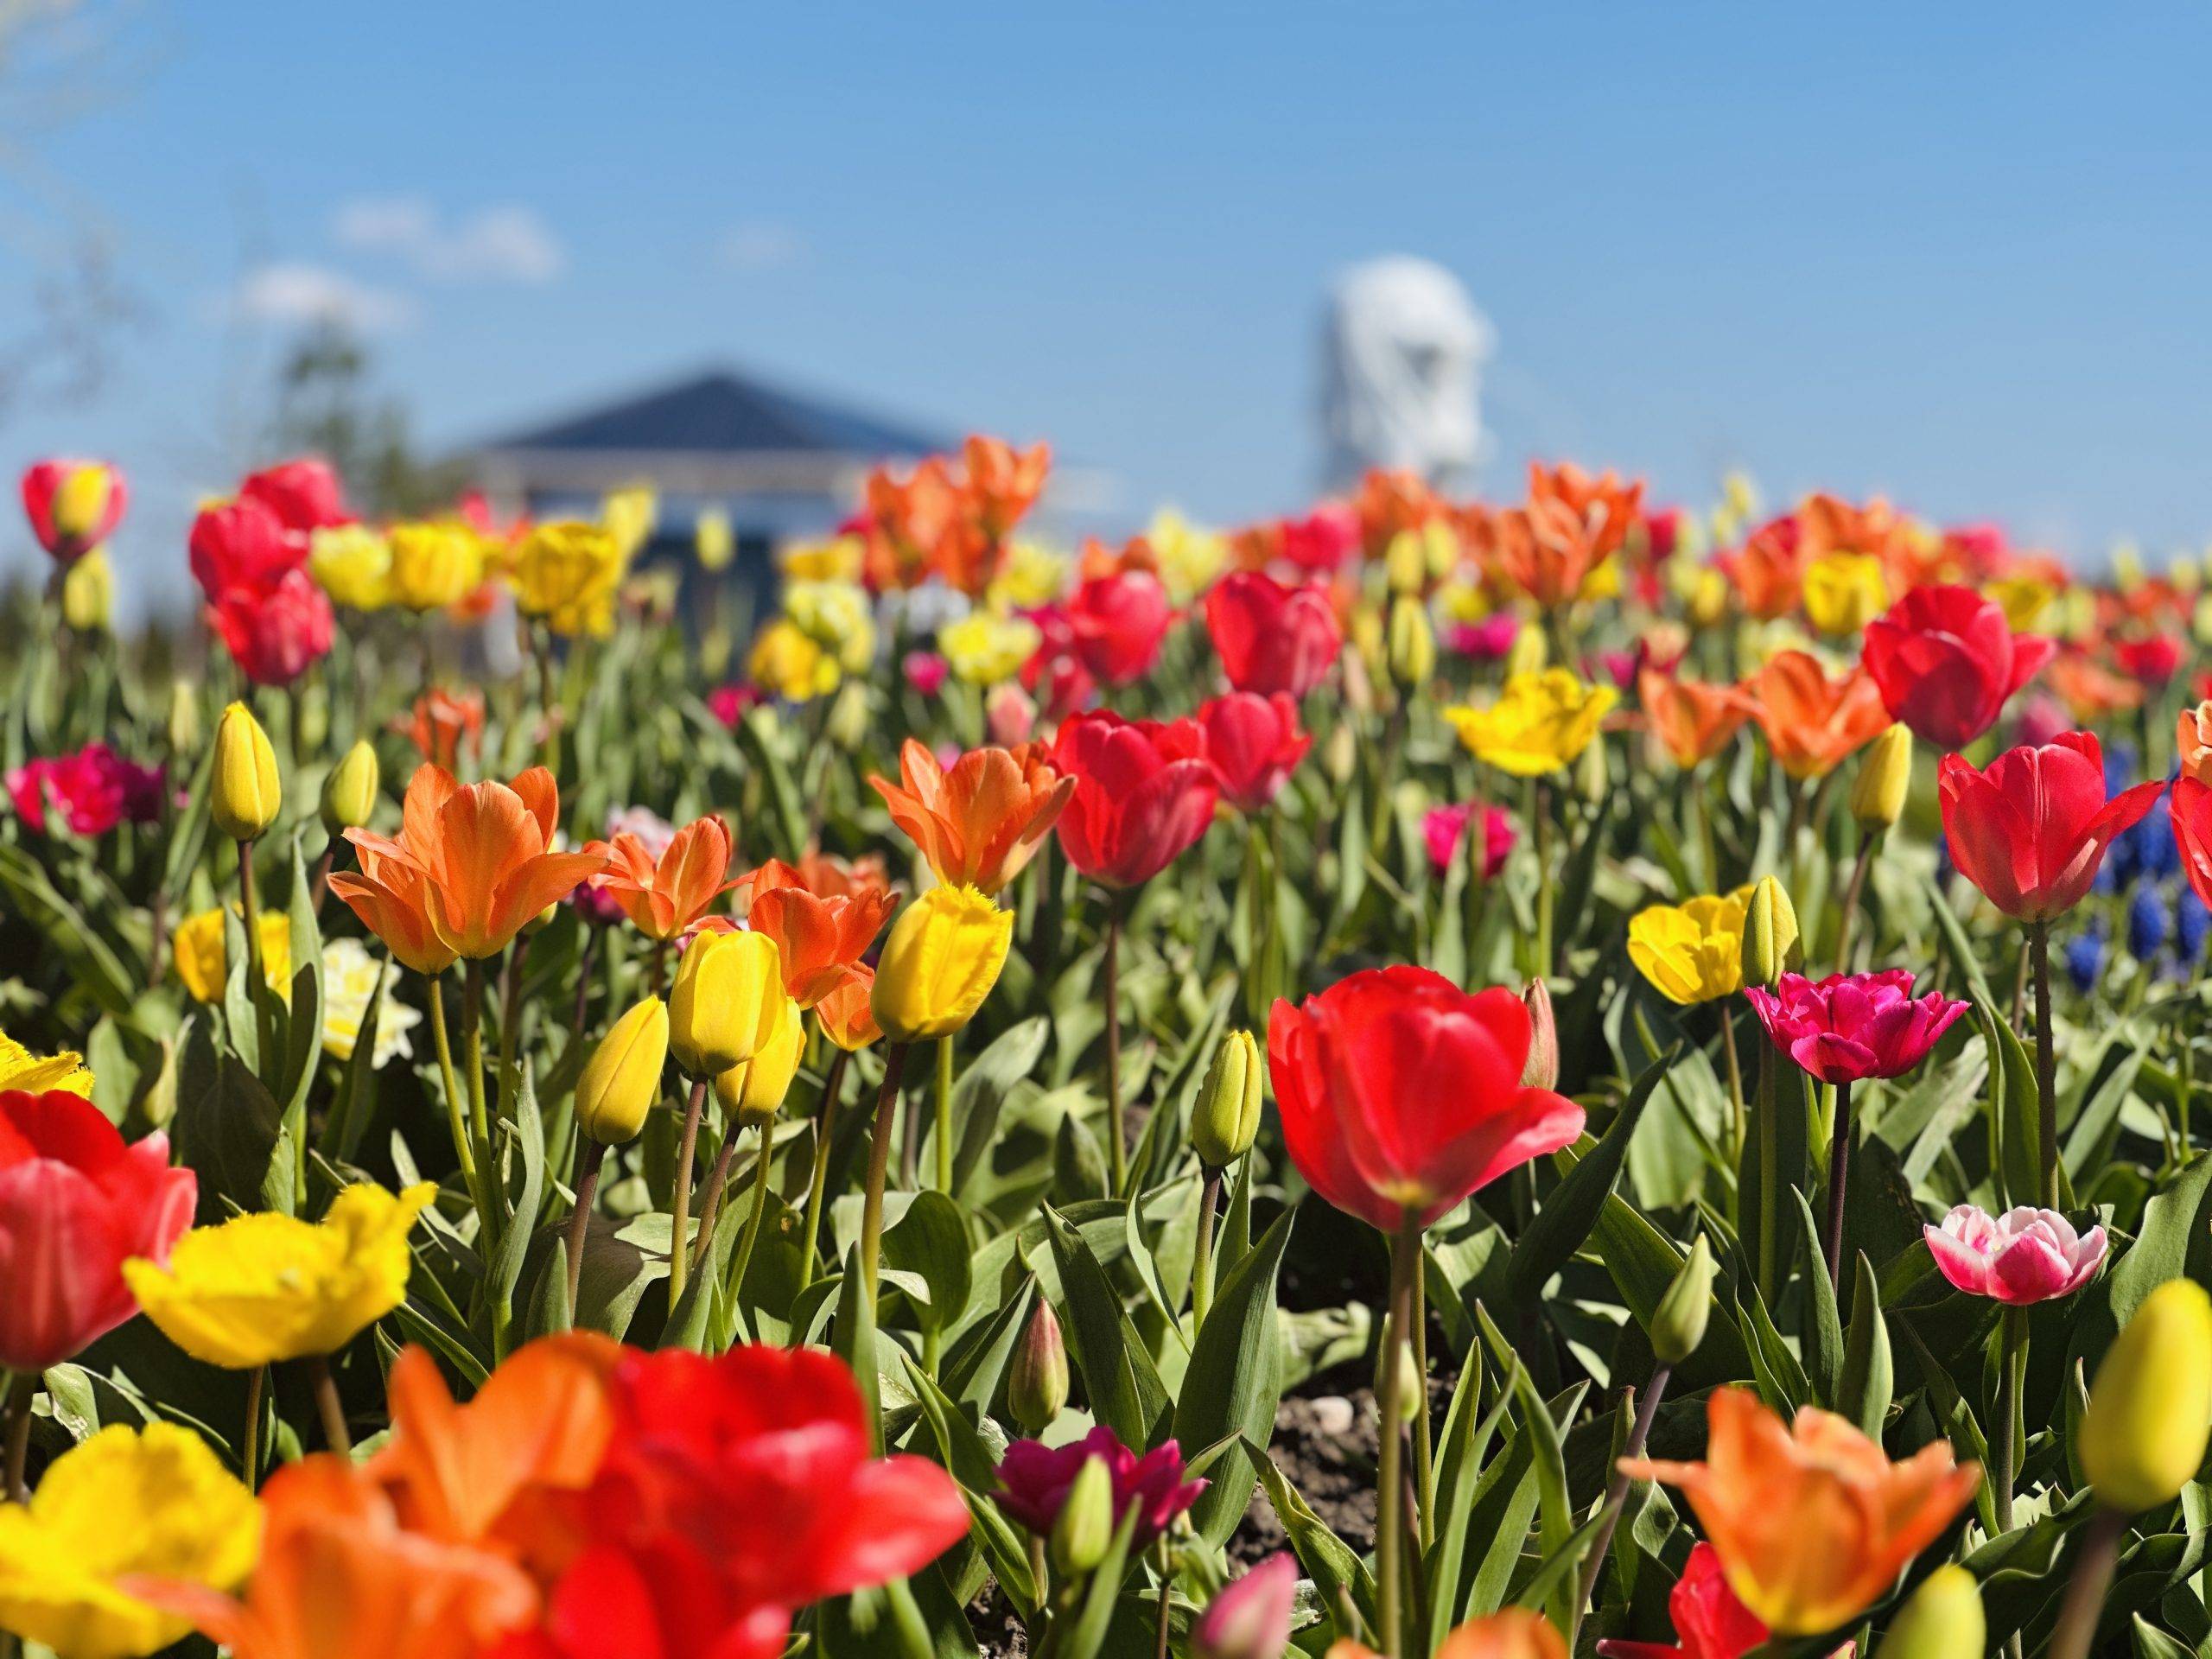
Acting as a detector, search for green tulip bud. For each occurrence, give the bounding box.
[1389,1338,1423,1423]
[1386,595,1436,690]
[1323,721,1358,786]
[1576,723,1609,804]
[1007,1300,1070,1436]
[1650,1235,1714,1365]
[1872,1565,1984,1659]
[1740,874,1801,988]
[167,679,201,756]
[1192,1030,1262,1170]
[321,740,381,836]
[1051,1455,1115,1575]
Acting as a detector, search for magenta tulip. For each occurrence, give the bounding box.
[995,1425,1205,1551]
[1742,969,1968,1084]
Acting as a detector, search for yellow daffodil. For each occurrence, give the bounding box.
[308,524,393,611]
[0,1029,92,1096]
[785,579,878,673]
[939,610,1041,686]
[0,1422,259,1659]
[1445,670,1617,777]
[871,885,1014,1043]
[1629,891,1751,1004]
[385,522,484,612]
[171,907,291,1005]
[747,619,840,701]
[511,520,626,639]
[123,1181,435,1367]
[780,533,865,583]
[1802,551,1890,635]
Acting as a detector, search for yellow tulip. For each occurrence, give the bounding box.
[1852,724,1912,831]
[1386,595,1436,689]
[668,929,785,1078]
[987,540,1071,610]
[786,579,878,673]
[601,484,658,557]
[2080,1277,2212,1513]
[780,534,865,583]
[747,619,840,701]
[212,702,280,842]
[171,907,291,1005]
[575,997,670,1146]
[0,1028,92,1096]
[1444,670,1617,778]
[123,1181,435,1367]
[61,547,112,632]
[1872,1565,1984,1659]
[0,1422,259,1659]
[308,523,393,610]
[1629,891,1751,1004]
[1802,551,1890,635]
[385,522,483,611]
[1142,510,1226,605]
[1983,574,2054,632]
[939,610,1042,686]
[871,885,1014,1044]
[714,988,804,1122]
[512,521,626,639]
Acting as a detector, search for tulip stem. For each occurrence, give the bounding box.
[1719,1006,1746,1165]
[1152,1536,1173,1659]
[2,1374,32,1502]
[1532,781,1554,978]
[493,933,531,1131]
[1191,1165,1224,1332]
[2031,920,2058,1208]
[861,1043,912,1309]
[1103,889,1128,1193]
[727,1122,776,1331]
[425,976,485,1219]
[1376,1214,1421,1659]
[935,1034,956,1194]
[1026,1534,1052,1637]
[1994,1307,2025,1540]
[461,961,494,1191]
[696,1065,753,1268]
[307,1355,349,1455]
[1832,830,1879,972]
[669,1077,709,1306]
[798,1047,851,1296]
[2049,1506,2127,1659]
[1822,1078,1853,1289]
[1574,1363,1669,1633]
[564,1138,606,1324]
[1753,1041,1779,1305]
[241,1365,264,1492]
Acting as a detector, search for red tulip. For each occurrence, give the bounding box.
[207,566,337,687]
[1203,571,1343,698]
[1197,691,1310,812]
[1938,731,2162,921]
[0,1088,196,1371]
[20,458,126,563]
[1050,710,1220,887]
[189,493,308,602]
[1861,584,2054,747]
[1741,970,1967,1084]
[1066,569,1173,687]
[2117,632,2184,687]
[2169,777,2212,913]
[240,457,351,533]
[1596,1542,1808,1659]
[1267,967,1585,1232]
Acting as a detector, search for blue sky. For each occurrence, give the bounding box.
[9,2,2212,612]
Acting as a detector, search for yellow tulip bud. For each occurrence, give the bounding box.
[61,546,112,631]
[870,885,1014,1044]
[2081,1278,2212,1513]
[1384,529,1429,596]
[1650,1234,1714,1365]
[211,702,280,842]
[715,988,803,1122]
[696,506,734,572]
[320,739,381,836]
[1503,620,1548,679]
[575,997,669,1146]
[1852,724,1912,831]
[1687,568,1730,629]
[167,679,201,755]
[1739,874,1801,988]
[1386,595,1436,689]
[1872,1565,1984,1659]
[826,681,872,752]
[669,929,784,1077]
[1192,1030,1262,1169]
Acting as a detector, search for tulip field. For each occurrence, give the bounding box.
[5,447,2212,1659]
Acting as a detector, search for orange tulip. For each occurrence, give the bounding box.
[588,815,741,941]
[869,737,1074,896]
[1328,1609,1566,1659]
[2047,649,2145,723]
[1638,667,1754,767]
[1799,492,1906,566]
[129,1455,539,1659]
[741,857,899,1007]
[1528,460,1643,561]
[331,764,605,965]
[1720,517,1809,620]
[1351,466,1446,559]
[1746,652,1890,780]
[1487,498,1602,611]
[814,964,882,1051]
[961,434,1051,543]
[1619,1386,1979,1637]
[391,689,485,772]
[2179,701,2212,786]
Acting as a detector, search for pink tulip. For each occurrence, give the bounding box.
[1423,801,1516,880]
[1742,969,1968,1084]
[902,649,950,696]
[1923,1204,2107,1305]
[0,1089,196,1371]
[1193,1553,1297,1659]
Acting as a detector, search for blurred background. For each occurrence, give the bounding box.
[6,0,2212,626]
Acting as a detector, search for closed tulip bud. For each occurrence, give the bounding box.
[1051,1455,1115,1575]
[1192,1029,1262,1169]
[1872,1565,1984,1659]
[1650,1234,1714,1365]
[870,885,1014,1044]
[695,505,734,572]
[212,702,281,842]
[1323,721,1358,785]
[167,679,201,754]
[1576,725,1608,804]
[575,997,669,1146]
[1740,874,1801,987]
[61,546,111,631]
[1007,1300,1069,1435]
[1853,723,1912,831]
[1387,595,1436,690]
[2080,1277,2212,1513]
[669,928,784,1077]
[715,988,803,1122]
[1390,1338,1423,1422]
[827,681,872,752]
[320,740,381,835]
[1192,1554,1298,1659]
[1520,978,1559,1090]
[1384,529,1429,596]
[1504,620,1548,679]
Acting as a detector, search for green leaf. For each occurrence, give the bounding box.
[1172,1205,1294,1548]
[1794,1188,1845,1407]
[1838,1250,1891,1439]
[1246,1433,1376,1634]
[1426,1351,1518,1651]
[1507,1045,1678,1305]
[1042,1203,1172,1450]
[884,1190,973,1336]
[1586,1196,1752,1387]
[1053,1503,1141,1659]
[172,1015,295,1220]
[1478,1307,1579,1632]
[899,1353,1037,1614]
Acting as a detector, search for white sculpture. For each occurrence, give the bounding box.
[1321,257,1492,492]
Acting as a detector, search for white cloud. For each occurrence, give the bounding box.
[333,197,563,283]
[715,220,808,273]
[231,264,416,333]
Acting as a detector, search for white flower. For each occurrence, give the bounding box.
[321,938,422,1069]
[604,804,677,860]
